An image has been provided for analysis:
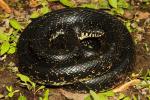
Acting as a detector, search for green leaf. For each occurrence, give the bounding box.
[43,89,49,100]
[119,93,126,99]
[59,0,75,7]
[144,43,149,52]
[100,91,115,97]
[90,90,100,100]
[111,8,124,15]
[11,42,17,47]
[17,74,36,90]
[29,83,35,89]
[10,33,19,42]
[41,0,48,6]
[99,0,110,9]
[85,91,114,100]
[30,82,36,89]
[9,19,22,30]
[98,94,107,100]
[48,0,59,1]
[133,95,137,100]
[117,8,124,15]
[80,4,99,9]
[8,92,14,97]
[30,11,40,18]
[143,0,150,2]
[17,74,31,83]
[6,86,13,92]
[0,33,9,41]
[7,46,16,54]
[40,6,50,15]
[26,83,32,91]
[18,94,27,100]
[143,69,150,81]
[39,97,43,100]
[125,20,133,33]
[0,42,10,55]
[108,0,117,8]
[147,96,150,100]
[84,95,91,100]
[123,97,131,100]
[36,86,45,93]
[118,0,129,9]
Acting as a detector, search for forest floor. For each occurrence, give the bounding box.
[0,0,150,100]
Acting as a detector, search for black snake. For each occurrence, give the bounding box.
[17,8,135,93]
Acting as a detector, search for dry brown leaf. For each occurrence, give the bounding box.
[59,89,88,100]
[135,11,150,20]
[124,10,135,19]
[0,0,11,13]
[113,79,141,92]
[29,0,39,7]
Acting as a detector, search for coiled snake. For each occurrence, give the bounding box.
[17,8,135,93]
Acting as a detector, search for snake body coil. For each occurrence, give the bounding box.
[17,8,135,92]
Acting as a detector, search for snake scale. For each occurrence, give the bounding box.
[17,8,135,93]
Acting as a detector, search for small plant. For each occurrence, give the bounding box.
[118,93,131,100]
[143,43,149,52]
[5,86,20,98]
[30,0,51,18]
[108,0,130,15]
[84,90,115,100]
[9,19,23,31]
[139,69,150,88]
[50,0,130,15]
[39,89,50,100]
[0,30,19,55]
[84,90,137,100]
[18,93,27,100]
[49,0,75,7]
[0,19,21,56]
[17,74,46,99]
[124,20,134,33]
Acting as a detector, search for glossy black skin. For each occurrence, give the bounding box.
[17,8,135,93]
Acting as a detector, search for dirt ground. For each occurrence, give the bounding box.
[0,0,150,100]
